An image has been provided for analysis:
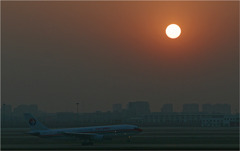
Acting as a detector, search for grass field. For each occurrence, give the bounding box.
[1,127,239,150]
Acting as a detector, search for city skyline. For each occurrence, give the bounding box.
[1,98,238,113]
[1,102,237,129]
[1,102,234,114]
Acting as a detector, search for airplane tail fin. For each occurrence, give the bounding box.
[24,113,49,131]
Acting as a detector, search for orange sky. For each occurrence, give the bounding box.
[2,1,239,112]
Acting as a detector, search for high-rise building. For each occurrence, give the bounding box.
[213,104,231,114]
[127,101,150,116]
[161,104,173,113]
[202,104,231,114]
[112,104,122,112]
[182,104,199,113]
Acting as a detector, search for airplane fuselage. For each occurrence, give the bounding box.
[28,124,142,139]
[24,113,142,145]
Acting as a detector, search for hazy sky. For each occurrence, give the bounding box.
[2,1,239,113]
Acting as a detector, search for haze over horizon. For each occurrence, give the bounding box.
[2,1,239,113]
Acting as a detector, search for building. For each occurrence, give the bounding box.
[201,115,225,127]
[213,104,231,114]
[161,104,173,113]
[223,114,239,127]
[112,104,122,112]
[127,101,150,116]
[202,104,231,114]
[182,104,199,113]
[144,112,202,127]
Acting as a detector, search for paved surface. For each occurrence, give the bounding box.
[1,127,239,150]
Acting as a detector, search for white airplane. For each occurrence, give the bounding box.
[24,113,142,145]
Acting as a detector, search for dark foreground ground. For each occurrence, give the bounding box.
[1,127,239,150]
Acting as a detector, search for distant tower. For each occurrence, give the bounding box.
[76,103,79,113]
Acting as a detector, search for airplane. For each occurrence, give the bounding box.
[24,113,143,145]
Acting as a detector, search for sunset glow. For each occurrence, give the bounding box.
[166,24,181,39]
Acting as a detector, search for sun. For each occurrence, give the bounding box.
[166,24,181,39]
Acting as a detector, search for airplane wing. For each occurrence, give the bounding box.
[63,132,103,140]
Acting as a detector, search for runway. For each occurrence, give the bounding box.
[1,127,239,150]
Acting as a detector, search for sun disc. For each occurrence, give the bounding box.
[166,24,181,39]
